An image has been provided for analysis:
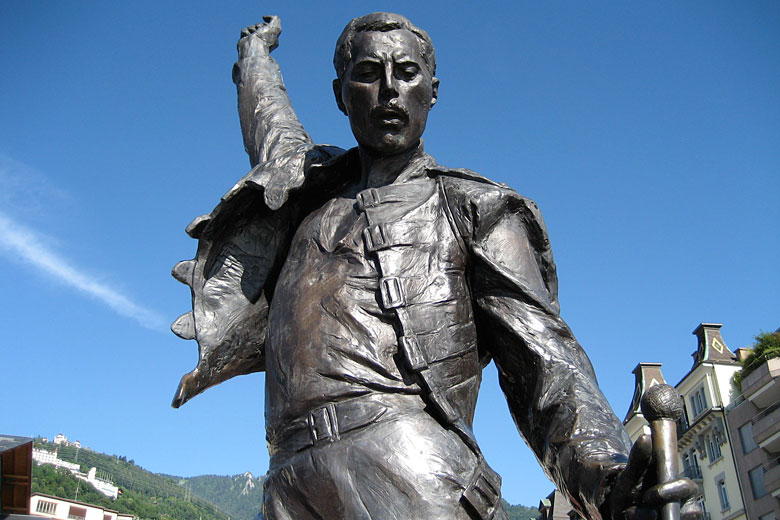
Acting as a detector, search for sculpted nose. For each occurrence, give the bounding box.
[379,63,398,100]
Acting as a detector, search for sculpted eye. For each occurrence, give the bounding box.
[352,62,381,82]
[396,63,419,81]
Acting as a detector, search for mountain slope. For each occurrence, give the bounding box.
[33,439,539,520]
[183,473,264,520]
[32,439,228,520]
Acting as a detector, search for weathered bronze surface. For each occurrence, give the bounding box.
[171,13,698,520]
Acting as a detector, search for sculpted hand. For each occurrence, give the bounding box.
[237,15,282,58]
[605,435,701,520]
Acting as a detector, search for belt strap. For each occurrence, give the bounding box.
[268,394,408,454]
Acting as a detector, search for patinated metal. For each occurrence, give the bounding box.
[171,13,699,519]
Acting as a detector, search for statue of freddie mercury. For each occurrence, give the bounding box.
[170,13,699,520]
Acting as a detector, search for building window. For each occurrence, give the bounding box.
[707,434,722,461]
[749,466,768,499]
[739,423,759,454]
[678,401,691,433]
[717,480,730,511]
[691,386,708,417]
[36,500,57,514]
[68,505,88,520]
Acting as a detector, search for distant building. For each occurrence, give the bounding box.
[29,493,135,520]
[51,435,82,450]
[32,448,80,472]
[725,340,780,520]
[538,489,581,520]
[81,468,120,500]
[624,323,746,520]
[33,442,118,500]
[0,434,33,516]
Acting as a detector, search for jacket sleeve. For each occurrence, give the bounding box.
[442,177,631,519]
[170,22,343,408]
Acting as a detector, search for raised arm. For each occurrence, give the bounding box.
[170,17,343,408]
[233,16,312,168]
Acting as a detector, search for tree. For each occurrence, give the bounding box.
[734,331,780,390]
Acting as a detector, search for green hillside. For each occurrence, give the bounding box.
[32,439,228,520]
[183,473,264,520]
[32,438,540,520]
[503,499,541,519]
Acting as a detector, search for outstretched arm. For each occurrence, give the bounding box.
[232,16,312,167]
[442,178,698,519]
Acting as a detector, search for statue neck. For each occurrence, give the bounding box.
[359,141,426,188]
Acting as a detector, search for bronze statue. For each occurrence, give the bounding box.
[171,13,698,520]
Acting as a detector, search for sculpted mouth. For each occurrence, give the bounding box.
[370,106,408,127]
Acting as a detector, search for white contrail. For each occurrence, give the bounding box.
[0,211,166,331]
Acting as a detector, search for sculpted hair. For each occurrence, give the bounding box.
[334,12,436,80]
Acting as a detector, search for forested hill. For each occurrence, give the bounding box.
[184,475,540,520]
[503,499,542,519]
[32,438,539,520]
[32,438,228,520]
[184,473,264,519]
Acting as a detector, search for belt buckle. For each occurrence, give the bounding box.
[379,276,405,309]
[356,188,381,210]
[363,224,389,252]
[308,403,339,445]
[463,461,502,520]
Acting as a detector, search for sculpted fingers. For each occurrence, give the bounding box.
[642,478,699,507]
[237,17,281,57]
[609,434,652,517]
[680,497,703,520]
[258,16,281,51]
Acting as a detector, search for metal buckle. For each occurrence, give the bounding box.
[356,188,381,210]
[307,403,339,444]
[400,335,428,371]
[463,462,502,520]
[362,224,389,252]
[379,276,405,309]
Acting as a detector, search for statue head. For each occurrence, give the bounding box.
[332,13,439,156]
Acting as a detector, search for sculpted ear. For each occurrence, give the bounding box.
[333,79,347,115]
[430,77,439,109]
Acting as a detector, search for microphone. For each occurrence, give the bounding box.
[641,383,684,520]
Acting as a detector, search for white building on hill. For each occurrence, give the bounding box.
[30,493,135,520]
[32,448,80,472]
[32,447,119,499]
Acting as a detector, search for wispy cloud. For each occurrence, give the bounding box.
[0,154,73,218]
[0,211,166,331]
[0,156,166,332]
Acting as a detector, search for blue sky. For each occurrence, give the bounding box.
[1,1,778,508]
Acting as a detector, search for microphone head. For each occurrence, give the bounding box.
[641,383,683,421]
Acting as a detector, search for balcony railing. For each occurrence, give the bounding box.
[754,400,780,450]
[681,466,703,481]
[764,457,780,494]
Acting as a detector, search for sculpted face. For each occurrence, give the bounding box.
[334,29,439,156]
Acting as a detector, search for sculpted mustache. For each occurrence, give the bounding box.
[370,106,408,120]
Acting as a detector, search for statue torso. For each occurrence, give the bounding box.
[265,163,482,452]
